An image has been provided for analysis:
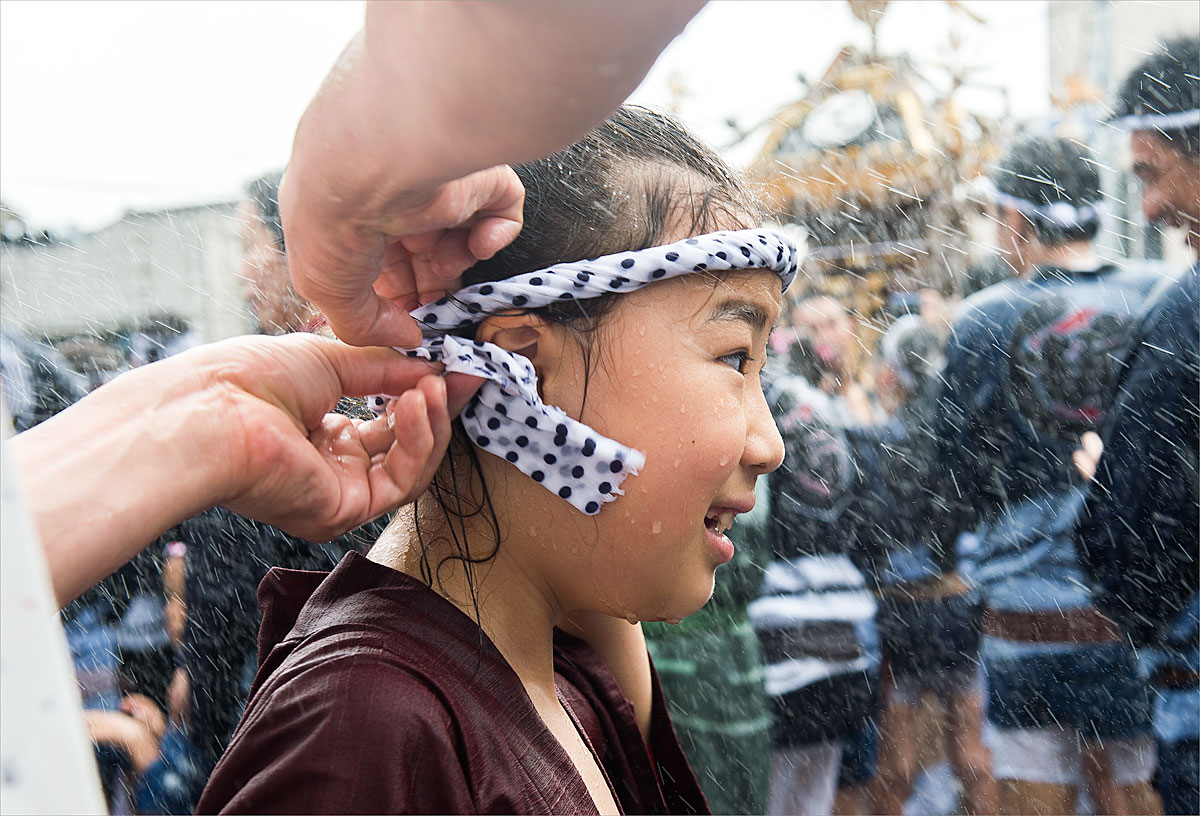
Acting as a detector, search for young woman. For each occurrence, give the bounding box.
[197,106,797,814]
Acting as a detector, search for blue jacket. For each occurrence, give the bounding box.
[1076,263,1199,648]
[930,263,1161,612]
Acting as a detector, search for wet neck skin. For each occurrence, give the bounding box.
[368,264,782,708]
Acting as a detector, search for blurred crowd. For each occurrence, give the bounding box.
[2,30,1196,816]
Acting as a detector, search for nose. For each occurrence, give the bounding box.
[743,382,785,474]
[1141,186,1167,224]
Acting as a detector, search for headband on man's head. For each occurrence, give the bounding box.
[979,177,1104,231]
[368,228,799,515]
[1113,108,1200,132]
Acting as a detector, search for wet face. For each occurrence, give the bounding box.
[237,201,310,334]
[1130,130,1200,252]
[519,269,784,622]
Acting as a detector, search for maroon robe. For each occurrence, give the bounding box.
[196,551,708,814]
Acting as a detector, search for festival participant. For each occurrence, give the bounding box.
[197,106,793,814]
[1076,37,1199,816]
[853,316,997,815]
[750,336,880,816]
[789,295,874,424]
[928,136,1162,815]
[1,4,706,811]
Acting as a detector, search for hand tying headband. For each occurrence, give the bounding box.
[368,229,799,515]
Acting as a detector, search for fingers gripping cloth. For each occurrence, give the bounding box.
[368,229,799,515]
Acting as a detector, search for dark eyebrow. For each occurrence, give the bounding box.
[708,298,771,332]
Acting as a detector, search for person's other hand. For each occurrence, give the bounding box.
[12,331,484,606]
[1072,431,1104,482]
[120,693,167,743]
[196,334,482,541]
[280,30,524,349]
[281,160,524,349]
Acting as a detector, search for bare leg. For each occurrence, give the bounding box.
[998,780,1077,816]
[1123,782,1164,816]
[868,697,919,814]
[947,686,998,815]
[1082,743,1131,815]
[833,784,870,816]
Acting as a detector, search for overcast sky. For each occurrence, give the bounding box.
[3,1,1054,233]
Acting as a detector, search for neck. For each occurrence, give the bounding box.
[1021,240,1099,276]
[369,495,563,696]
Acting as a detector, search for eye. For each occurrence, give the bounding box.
[718,350,753,374]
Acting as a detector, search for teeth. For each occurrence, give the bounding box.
[705,511,736,535]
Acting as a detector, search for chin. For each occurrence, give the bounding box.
[636,575,716,625]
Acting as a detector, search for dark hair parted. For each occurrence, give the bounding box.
[1113,36,1200,157]
[992,136,1102,245]
[245,171,286,251]
[414,105,765,603]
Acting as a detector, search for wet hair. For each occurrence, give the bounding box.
[887,319,944,395]
[1113,36,1200,157]
[244,171,286,251]
[992,136,1102,245]
[415,105,765,602]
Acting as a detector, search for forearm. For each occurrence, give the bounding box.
[359,0,705,187]
[8,363,228,607]
[82,711,160,774]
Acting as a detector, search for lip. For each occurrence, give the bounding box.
[704,526,736,564]
[703,495,755,565]
[709,495,756,517]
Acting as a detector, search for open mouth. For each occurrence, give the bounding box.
[704,510,736,536]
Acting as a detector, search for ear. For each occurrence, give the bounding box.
[1001,205,1031,245]
[475,313,579,403]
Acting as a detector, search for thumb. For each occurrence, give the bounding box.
[326,293,424,349]
[445,372,485,417]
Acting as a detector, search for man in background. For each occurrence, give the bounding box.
[1077,36,1199,816]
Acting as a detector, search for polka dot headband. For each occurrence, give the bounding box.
[369,228,799,515]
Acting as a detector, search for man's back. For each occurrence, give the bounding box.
[933,263,1162,611]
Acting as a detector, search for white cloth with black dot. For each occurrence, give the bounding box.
[368,228,799,515]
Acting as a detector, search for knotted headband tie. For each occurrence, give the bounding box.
[368,228,799,515]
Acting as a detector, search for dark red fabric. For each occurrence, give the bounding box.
[196,551,708,815]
